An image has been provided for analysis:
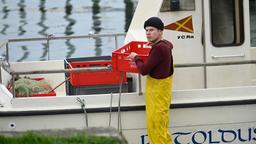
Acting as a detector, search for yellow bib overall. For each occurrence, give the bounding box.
[145,75,173,144]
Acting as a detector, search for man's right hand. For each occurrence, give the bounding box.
[127,52,138,60]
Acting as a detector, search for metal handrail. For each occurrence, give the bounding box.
[137,60,256,94]
[10,59,256,96]
[11,66,111,75]
[174,60,256,68]
[5,33,126,62]
[174,60,256,89]
[8,33,126,42]
[9,60,256,76]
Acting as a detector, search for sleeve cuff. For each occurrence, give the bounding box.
[134,55,140,61]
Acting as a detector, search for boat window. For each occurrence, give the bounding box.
[250,0,256,47]
[160,0,195,12]
[210,0,244,47]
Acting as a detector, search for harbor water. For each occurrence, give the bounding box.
[0,0,136,61]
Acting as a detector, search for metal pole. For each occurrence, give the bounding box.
[138,74,142,95]
[108,93,113,127]
[11,66,111,75]
[114,35,118,49]
[6,42,9,62]
[117,72,124,133]
[174,60,256,67]
[201,0,207,88]
[11,74,15,98]
[46,34,53,60]
[202,0,207,88]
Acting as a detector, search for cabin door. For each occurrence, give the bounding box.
[203,0,251,88]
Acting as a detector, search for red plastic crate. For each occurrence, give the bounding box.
[67,60,127,86]
[112,41,151,73]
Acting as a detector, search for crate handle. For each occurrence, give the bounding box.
[89,64,102,67]
[121,49,126,53]
[143,44,151,48]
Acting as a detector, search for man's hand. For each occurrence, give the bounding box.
[127,52,138,60]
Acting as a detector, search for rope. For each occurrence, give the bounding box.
[108,93,113,127]
[76,97,88,128]
[117,72,124,133]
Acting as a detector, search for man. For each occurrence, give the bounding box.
[128,17,174,144]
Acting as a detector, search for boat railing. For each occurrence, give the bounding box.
[1,35,256,93]
[175,60,256,88]
[174,60,256,67]
[7,60,256,96]
[0,33,126,62]
[0,40,9,61]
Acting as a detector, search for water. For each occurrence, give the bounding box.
[0,0,135,61]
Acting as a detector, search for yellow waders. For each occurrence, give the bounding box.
[145,75,173,144]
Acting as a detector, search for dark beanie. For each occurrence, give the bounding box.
[144,17,164,30]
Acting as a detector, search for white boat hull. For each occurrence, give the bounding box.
[1,87,256,144]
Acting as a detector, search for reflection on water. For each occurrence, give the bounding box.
[0,0,8,59]
[64,0,75,58]
[2,1,9,20]
[1,0,9,35]
[92,0,102,56]
[0,0,136,61]
[0,24,9,35]
[18,0,29,61]
[17,46,29,62]
[65,39,75,58]
[124,0,134,32]
[38,0,48,37]
[64,0,75,35]
[18,0,27,36]
[38,0,48,61]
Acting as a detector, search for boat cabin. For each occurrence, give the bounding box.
[126,0,256,91]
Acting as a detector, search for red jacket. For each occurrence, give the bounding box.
[135,39,174,79]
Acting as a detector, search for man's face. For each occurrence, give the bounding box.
[145,26,163,43]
